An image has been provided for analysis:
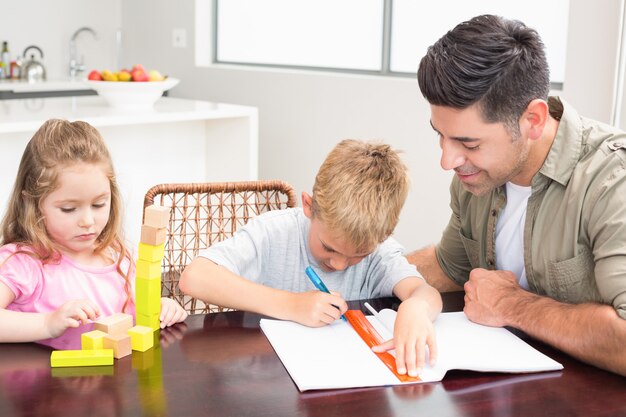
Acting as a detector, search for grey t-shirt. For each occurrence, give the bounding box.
[198,208,421,300]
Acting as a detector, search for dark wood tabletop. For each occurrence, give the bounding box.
[0,292,624,417]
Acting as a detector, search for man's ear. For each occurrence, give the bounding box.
[522,99,549,141]
[302,192,313,219]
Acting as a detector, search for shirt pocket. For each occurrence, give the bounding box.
[546,247,599,303]
[459,231,481,269]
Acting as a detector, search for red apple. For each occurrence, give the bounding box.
[131,64,145,73]
[87,70,103,81]
[131,68,149,82]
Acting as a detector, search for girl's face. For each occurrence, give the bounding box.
[40,162,112,262]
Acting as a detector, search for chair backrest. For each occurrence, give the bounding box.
[143,180,297,314]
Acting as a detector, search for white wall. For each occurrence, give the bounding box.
[117,0,623,251]
[3,1,621,251]
[1,0,121,80]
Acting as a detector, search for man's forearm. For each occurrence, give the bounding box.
[406,246,463,292]
[504,291,626,376]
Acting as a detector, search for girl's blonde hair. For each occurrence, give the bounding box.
[0,119,132,310]
[311,139,410,253]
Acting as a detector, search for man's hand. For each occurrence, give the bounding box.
[463,268,520,327]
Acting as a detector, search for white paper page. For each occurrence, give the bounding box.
[261,311,563,391]
[260,319,400,391]
[431,312,564,374]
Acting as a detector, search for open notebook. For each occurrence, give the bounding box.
[260,309,563,391]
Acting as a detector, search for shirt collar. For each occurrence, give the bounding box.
[537,96,584,187]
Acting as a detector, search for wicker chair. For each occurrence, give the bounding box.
[143,180,297,314]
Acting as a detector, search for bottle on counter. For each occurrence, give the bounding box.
[10,55,22,80]
[1,41,10,79]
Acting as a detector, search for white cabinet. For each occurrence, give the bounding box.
[0,96,258,246]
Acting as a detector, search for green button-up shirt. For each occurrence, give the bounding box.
[436,97,626,319]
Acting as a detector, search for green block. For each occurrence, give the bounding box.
[136,276,161,316]
[50,349,114,367]
[136,259,162,280]
[138,242,165,262]
[136,313,160,331]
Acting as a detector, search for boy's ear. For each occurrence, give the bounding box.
[302,192,313,219]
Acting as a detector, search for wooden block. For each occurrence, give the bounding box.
[141,225,167,246]
[138,242,165,262]
[136,259,162,280]
[136,276,162,316]
[50,349,114,367]
[94,313,133,337]
[144,205,170,229]
[81,330,108,350]
[128,325,155,352]
[104,334,132,359]
[136,312,160,331]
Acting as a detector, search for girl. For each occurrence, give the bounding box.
[0,119,187,347]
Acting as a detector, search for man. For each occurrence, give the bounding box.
[408,14,626,375]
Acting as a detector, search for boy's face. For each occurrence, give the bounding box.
[302,192,372,272]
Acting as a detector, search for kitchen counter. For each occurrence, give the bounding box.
[0,78,92,92]
[0,79,96,100]
[0,95,258,245]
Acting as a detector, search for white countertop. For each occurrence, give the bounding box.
[0,95,257,134]
[0,78,92,92]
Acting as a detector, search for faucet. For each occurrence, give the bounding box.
[69,27,97,79]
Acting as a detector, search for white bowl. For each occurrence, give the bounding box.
[85,78,180,110]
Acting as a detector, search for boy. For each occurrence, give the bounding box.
[180,139,442,376]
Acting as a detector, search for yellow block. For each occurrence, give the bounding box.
[50,349,114,367]
[138,242,165,262]
[136,259,162,280]
[81,330,108,350]
[128,325,155,352]
[136,276,161,316]
[136,313,160,331]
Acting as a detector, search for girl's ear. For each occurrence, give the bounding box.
[302,192,313,219]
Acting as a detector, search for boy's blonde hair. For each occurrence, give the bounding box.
[0,119,132,309]
[311,139,409,252]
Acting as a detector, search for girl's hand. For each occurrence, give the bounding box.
[160,297,188,328]
[288,291,347,327]
[45,299,101,338]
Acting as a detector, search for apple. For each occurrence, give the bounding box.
[131,68,149,82]
[87,70,103,81]
[131,64,146,73]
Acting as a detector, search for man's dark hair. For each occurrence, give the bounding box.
[417,14,550,136]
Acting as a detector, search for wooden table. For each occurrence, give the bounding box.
[0,292,624,417]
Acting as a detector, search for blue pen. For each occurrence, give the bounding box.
[305,266,347,321]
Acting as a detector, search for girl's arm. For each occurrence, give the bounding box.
[0,282,100,342]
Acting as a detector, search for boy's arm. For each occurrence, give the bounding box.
[372,277,442,377]
[179,257,347,326]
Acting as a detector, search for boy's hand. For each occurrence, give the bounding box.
[372,298,438,377]
[290,291,347,327]
[160,297,189,328]
[45,299,101,338]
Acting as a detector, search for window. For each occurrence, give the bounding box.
[215,0,569,83]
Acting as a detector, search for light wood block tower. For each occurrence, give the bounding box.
[136,204,170,331]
